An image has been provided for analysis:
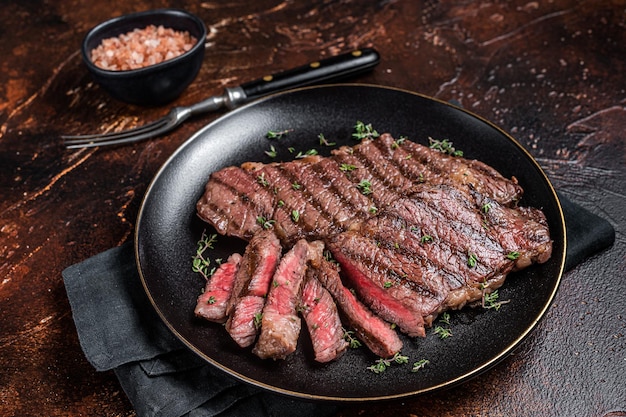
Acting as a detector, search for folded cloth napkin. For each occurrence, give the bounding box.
[62,193,614,417]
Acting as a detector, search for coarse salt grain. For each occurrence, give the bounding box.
[90,24,198,71]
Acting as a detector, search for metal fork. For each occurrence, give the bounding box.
[62,48,380,149]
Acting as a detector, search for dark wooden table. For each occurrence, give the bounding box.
[1,1,624,416]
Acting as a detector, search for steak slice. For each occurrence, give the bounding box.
[300,272,348,363]
[307,241,403,358]
[196,135,524,246]
[253,239,310,360]
[225,230,281,347]
[194,253,242,323]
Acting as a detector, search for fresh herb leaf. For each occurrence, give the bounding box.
[318,133,336,146]
[506,251,520,260]
[291,210,300,222]
[428,137,463,156]
[352,121,380,140]
[357,179,373,195]
[266,129,292,139]
[256,216,275,230]
[467,252,478,268]
[265,145,277,158]
[343,329,362,349]
[339,163,357,172]
[192,231,218,280]
[412,359,430,372]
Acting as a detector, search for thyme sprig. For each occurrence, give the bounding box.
[352,121,380,140]
[192,231,218,281]
[318,133,336,147]
[367,352,410,374]
[428,137,464,157]
[412,359,430,372]
[266,129,292,139]
[480,283,511,310]
[343,329,362,349]
[357,179,373,195]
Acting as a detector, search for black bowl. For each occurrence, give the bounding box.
[81,9,207,106]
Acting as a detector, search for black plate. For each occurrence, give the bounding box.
[135,84,566,402]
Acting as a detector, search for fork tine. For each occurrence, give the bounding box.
[61,116,170,143]
[64,121,175,149]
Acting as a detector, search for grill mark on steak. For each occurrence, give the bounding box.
[196,166,274,240]
[194,253,242,323]
[308,241,403,358]
[225,230,281,347]
[327,232,443,326]
[301,272,349,363]
[253,239,310,360]
[282,160,362,233]
[399,138,523,205]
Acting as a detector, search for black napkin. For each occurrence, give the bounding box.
[62,194,614,417]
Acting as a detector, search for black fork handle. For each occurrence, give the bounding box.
[240,48,380,100]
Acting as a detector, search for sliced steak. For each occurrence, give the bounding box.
[327,183,552,327]
[194,253,242,323]
[253,239,310,360]
[300,272,348,363]
[225,230,281,347]
[307,241,403,358]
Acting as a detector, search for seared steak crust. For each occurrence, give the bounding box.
[196,134,523,245]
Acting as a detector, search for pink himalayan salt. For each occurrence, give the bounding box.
[90,24,198,71]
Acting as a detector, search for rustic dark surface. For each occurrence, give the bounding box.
[1,1,624,416]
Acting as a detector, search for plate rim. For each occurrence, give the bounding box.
[134,83,567,401]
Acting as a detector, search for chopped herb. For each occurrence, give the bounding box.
[207,296,216,305]
[391,136,407,149]
[277,200,285,207]
[412,359,430,372]
[318,133,336,146]
[428,137,464,157]
[467,252,478,268]
[266,129,292,139]
[482,202,493,213]
[344,330,362,349]
[288,147,296,153]
[383,281,393,288]
[253,313,263,329]
[352,121,380,140]
[357,179,373,195]
[256,216,275,229]
[295,148,319,158]
[434,325,452,339]
[257,173,269,187]
[291,209,300,222]
[265,145,277,158]
[506,251,520,260]
[420,234,433,244]
[339,163,357,172]
[291,182,301,190]
[369,205,379,214]
[367,352,409,374]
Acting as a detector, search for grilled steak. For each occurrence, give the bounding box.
[327,184,552,329]
[253,239,310,360]
[225,230,281,347]
[307,241,403,358]
[195,132,552,360]
[301,271,348,363]
[194,253,242,323]
[196,134,523,245]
